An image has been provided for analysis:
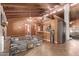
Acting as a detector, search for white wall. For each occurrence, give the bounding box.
[0,5,4,52]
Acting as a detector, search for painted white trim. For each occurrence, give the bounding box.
[0,36,4,52]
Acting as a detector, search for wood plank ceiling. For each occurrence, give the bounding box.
[1,3,62,19]
[70,3,79,21]
[53,3,79,21]
[2,3,79,21]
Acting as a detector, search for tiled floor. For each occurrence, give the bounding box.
[25,39,79,56]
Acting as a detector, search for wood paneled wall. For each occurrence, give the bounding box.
[7,18,26,36]
[51,19,58,44]
[7,17,43,37]
[71,19,79,27]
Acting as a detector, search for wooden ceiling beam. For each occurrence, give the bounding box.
[2,4,48,10]
[4,9,44,13]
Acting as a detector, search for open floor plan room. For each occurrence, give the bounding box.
[0,3,79,56]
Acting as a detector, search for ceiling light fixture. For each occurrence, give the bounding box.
[27,8,32,23]
[44,14,49,17]
[57,8,63,12]
[54,5,59,8]
[70,3,78,6]
[43,4,66,18]
[47,5,52,11]
[50,10,56,15]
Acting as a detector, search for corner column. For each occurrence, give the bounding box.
[64,4,70,41]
